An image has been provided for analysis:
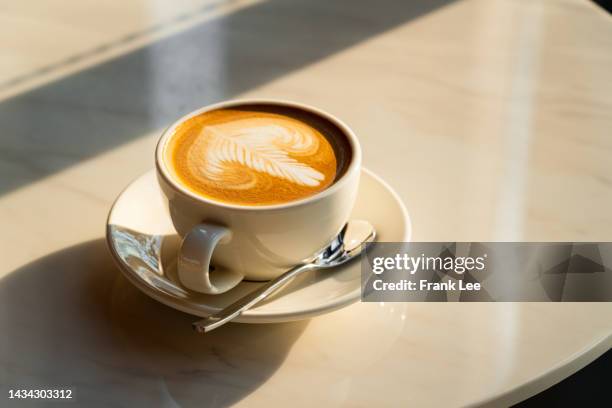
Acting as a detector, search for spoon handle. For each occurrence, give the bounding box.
[193,263,315,333]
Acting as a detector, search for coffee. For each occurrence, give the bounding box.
[165,104,351,206]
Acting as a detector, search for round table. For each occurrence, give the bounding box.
[1,0,611,406]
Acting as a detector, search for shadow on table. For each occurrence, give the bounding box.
[0,0,456,197]
[0,239,307,407]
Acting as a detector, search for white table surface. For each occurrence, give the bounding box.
[1,0,611,406]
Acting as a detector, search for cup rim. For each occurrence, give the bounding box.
[155,98,362,211]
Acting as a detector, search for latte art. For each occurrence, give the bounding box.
[197,120,324,189]
[166,105,349,206]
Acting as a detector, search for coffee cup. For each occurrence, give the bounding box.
[155,99,361,294]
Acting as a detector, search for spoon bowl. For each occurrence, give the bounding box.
[314,220,376,268]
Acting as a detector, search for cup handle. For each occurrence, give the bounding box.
[178,223,243,294]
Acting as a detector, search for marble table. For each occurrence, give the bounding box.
[1,0,611,406]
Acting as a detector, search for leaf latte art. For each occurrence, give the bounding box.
[201,121,324,189]
[167,107,341,206]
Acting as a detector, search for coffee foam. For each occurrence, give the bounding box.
[166,106,347,206]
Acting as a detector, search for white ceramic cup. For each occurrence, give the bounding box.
[155,99,361,294]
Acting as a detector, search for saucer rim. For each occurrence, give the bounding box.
[105,167,411,322]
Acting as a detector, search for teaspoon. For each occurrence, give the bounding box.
[193,220,376,333]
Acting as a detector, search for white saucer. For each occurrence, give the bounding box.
[106,168,410,323]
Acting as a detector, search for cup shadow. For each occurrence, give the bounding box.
[0,239,308,407]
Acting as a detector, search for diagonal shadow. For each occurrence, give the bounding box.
[0,0,455,197]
